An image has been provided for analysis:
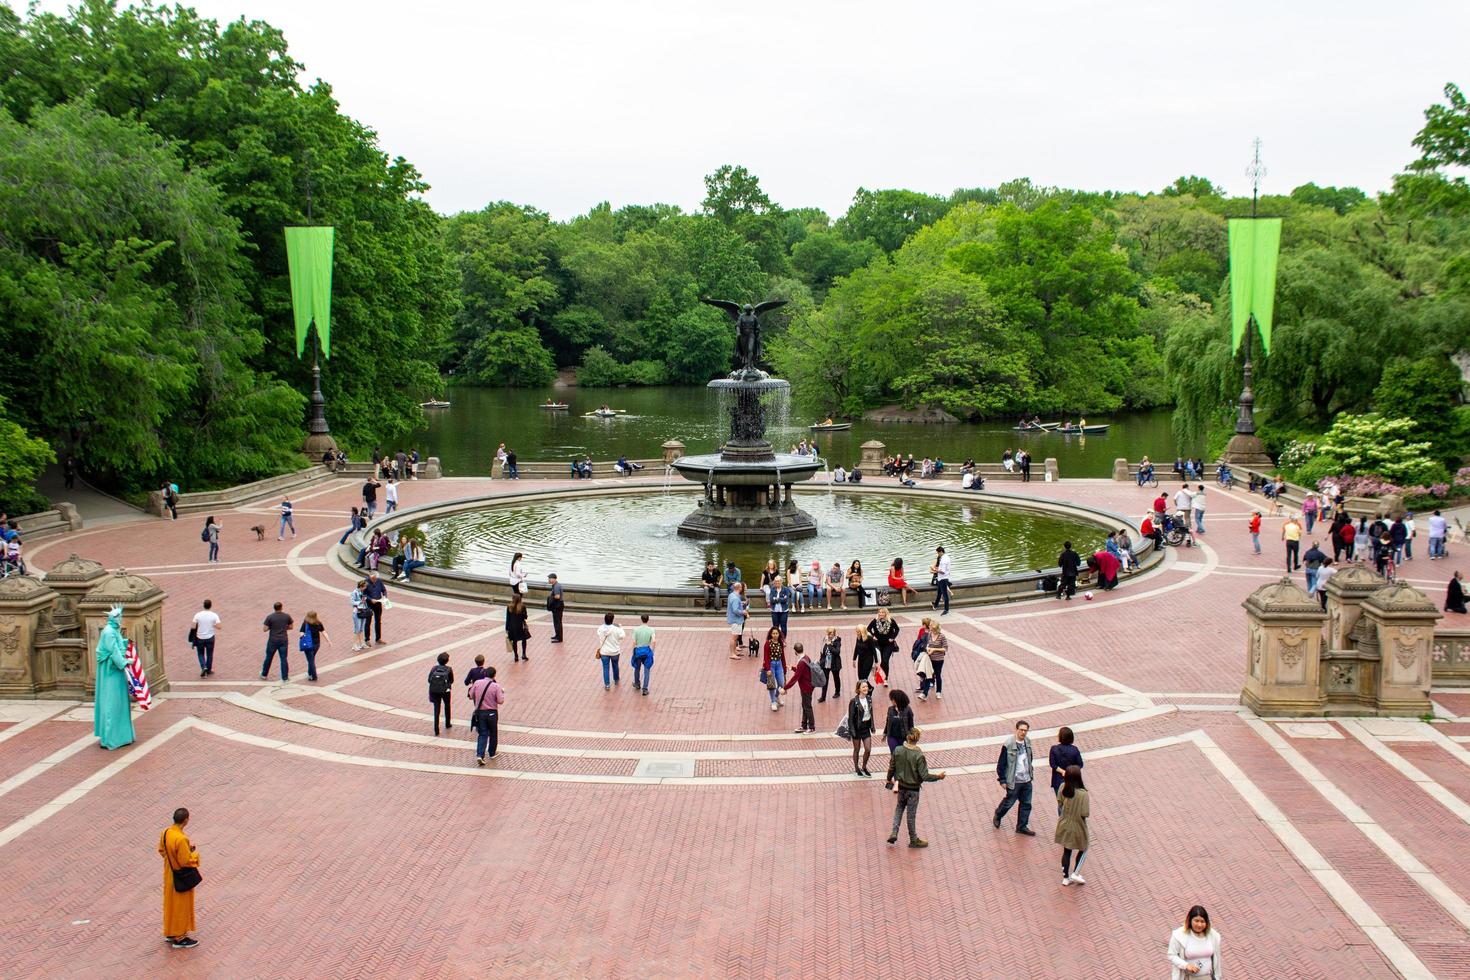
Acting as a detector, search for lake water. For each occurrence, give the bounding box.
[406,387,1194,479]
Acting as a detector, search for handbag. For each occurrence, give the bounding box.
[164,835,202,893]
[873,663,887,686]
[835,718,851,740]
[764,668,777,691]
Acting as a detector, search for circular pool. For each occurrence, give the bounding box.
[410,489,1109,590]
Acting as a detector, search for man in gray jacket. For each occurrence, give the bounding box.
[993,720,1037,836]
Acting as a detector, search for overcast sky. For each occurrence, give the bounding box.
[19,0,1470,219]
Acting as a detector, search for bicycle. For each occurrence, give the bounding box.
[1136,469,1159,489]
[1216,468,1235,489]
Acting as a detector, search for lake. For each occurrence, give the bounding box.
[406,387,1195,479]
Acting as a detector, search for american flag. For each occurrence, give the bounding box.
[124,638,153,711]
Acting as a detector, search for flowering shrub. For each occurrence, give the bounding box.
[1456,466,1470,488]
[1432,483,1452,498]
[1315,414,1441,485]
[1317,475,1405,498]
[1278,440,1317,470]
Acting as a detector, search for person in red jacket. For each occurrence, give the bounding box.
[1152,493,1168,519]
[1088,550,1120,591]
[1140,514,1162,550]
[783,642,816,733]
[1249,511,1262,555]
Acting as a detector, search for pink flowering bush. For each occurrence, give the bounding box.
[1317,475,1405,498]
[1455,466,1470,488]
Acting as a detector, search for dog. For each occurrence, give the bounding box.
[250,525,267,541]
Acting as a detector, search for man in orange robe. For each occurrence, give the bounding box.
[158,807,201,948]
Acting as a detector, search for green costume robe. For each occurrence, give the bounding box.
[93,608,135,750]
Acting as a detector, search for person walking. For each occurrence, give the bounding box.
[595,612,624,690]
[1302,541,1326,596]
[427,652,454,735]
[769,575,792,636]
[469,665,505,764]
[762,626,787,711]
[277,496,296,540]
[631,613,656,695]
[203,516,220,563]
[1055,765,1090,885]
[546,573,565,642]
[349,579,369,651]
[930,547,952,614]
[818,626,842,702]
[1429,510,1448,560]
[853,625,878,689]
[505,594,531,663]
[992,719,1037,836]
[161,481,179,521]
[1168,906,1223,979]
[1248,511,1262,556]
[464,654,489,688]
[1313,557,1335,610]
[782,641,815,732]
[299,611,329,682]
[1057,541,1080,600]
[882,689,915,790]
[362,476,381,518]
[159,807,201,949]
[1302,491,1320,534]
[886,728,946,847]
[260,601,292,681]
[190,599,220,677]
[918,623,947,700]
[364,572,388,645]
[726,582,749,659]
[1190,485,1206,534]
[848,680,876,776]
[1049,725,1083,814]
[868,607,900,682]
[1282,514,1303,572]
[384,477,399,514]
[888,558,916,606]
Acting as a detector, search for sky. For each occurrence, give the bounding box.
[17,0,1470,220]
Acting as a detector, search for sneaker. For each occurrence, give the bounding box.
[488,753,498,760]
[170,937,199,949]
[886,835,897,845]
[908,839,928,848]
[1062,876,1072,886]
[641,688,648,696]
[794,729,809,734]
[1017,827,1036,837]
[917,693,927,701]
[1069,873,1085,884]
[604,684,610,691]
[259,673,267,680]
[477,757,485,767]
[770,702,779,711]
[936,693,943,700]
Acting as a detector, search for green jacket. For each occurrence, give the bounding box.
[891,744,940,790]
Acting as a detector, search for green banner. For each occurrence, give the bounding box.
[1227,217,1281,355]
[285,226,335,358]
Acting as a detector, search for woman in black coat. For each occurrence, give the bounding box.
[853,626,878,689]
[505,594,531,662]
[848,680,876,777]
[1448,571,1468,614]
[867,609,901,680]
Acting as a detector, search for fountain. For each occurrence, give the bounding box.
[670,299,821,540]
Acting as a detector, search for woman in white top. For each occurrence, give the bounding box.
[595,612,625,690]
[1312,557,1334,610]
[509,552,527,595]
[1168,905,1222,979]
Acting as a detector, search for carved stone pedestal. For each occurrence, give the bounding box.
[1241,579,1328,716]
[0,576,61,698]
[1361,582,1440,716]
[78,570,170,696]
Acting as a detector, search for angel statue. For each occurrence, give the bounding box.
[700,298,788,378]
[94,604,135,750]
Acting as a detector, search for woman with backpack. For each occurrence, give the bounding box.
[882,689,915,791]
[505,594,531,663]
[848,680,877,777]
[427,652,454,736]
[349,579,369,651]
[202,516,220,563]
[298,611,330,682]
[762,626,787,712]
[818,626,842,702]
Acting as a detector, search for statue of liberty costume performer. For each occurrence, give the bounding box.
[94,604,135,750]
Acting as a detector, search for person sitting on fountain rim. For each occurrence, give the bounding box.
[849,467,862,484]
[615,455,643,476]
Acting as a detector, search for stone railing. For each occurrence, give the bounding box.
[492,458,664,480]
[1113,460,1217,481]
[1226,464,1398,520]
[147,465,337,518]
[8,503,83,540]
[1431,630,1470,687]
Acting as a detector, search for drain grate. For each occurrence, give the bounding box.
[634,757,696,779]
[665,698,706,712]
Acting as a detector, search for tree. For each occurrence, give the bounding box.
[0,395,55,514]
[1290,183,1367,215]
[836,188,950,253]
[464,327,556,386]
[1162,176,1224,198]
[790,230,879,296]
[700,164,789,275]
[1373,355,1465,463]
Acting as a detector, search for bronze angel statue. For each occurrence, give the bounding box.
[700,298,787,377]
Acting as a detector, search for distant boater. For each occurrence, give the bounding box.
[700,298,788,377]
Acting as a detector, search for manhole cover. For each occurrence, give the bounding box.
[634,757,696,779]
[666,698,706,712]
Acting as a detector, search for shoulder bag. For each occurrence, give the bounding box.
[470,680,495,730]
[164,833,202,892]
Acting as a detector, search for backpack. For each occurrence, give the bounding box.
[299,626,314,652]
[428,664,452,694]
[200,526,210,542]
[807,658,827,690]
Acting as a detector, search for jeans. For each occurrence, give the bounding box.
[1285,540,1300,571]
[1305,568,1319,595]
[994,779,1033,830]
[208,541,219,562]
[430,692,451,734]
[632,653,652,690]
[601,655,621,686]
[366,501,377,517]
[1430,536,1446,558]
[934,579,951,613]
[1304,511,1316,533]
[402,559,425,581]
[1251,532,1260,554]
[1193,510,1205,533]
[804,583,820,608]
[194,637,214,672]
[278,514,295,537]
[771,610,788,635]
[338,524,355,545]
[891,787,921,841]
[767,661,786,704]
[385,500,397,514]
[261,638,289,680]
[304,650,318,681]
[920,659,945,695]
[475,710,499,758]
[1404,538,1413,560]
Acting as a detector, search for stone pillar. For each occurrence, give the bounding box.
[424,456,442,479]
[662,440,685,465]
[1324,563,1384,652]
[1361,581,1440,716]
[0,575,61,698]
[78,570,170,696]
[1112,458,1129,481]
[859,440,885,472]
[54,502,82,532]
[144,490,166,517]
[41,554,108,635]
[1240,578,1328,716]
[1044,457,1059,482]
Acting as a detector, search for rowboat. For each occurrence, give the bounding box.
[420,399,451,409]
[585,409,625,418]
[809,422,852,431]
[538,402,570,411]
[1056,424,1109,434]
[1011,422,1059,432]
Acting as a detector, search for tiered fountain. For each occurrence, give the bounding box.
[670,300,820,540]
